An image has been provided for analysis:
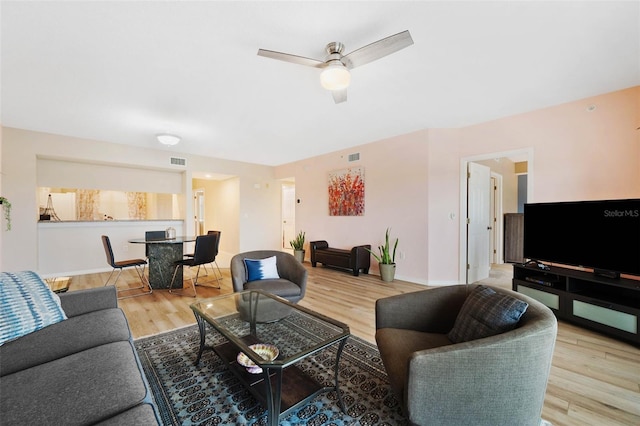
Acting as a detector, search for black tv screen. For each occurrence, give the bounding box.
[523,199,640,277]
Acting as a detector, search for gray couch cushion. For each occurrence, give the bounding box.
[0,341,149,426]
[0,308,130,376]
[244,279,302,298]
[376,327,452,397]
[94,403,158,425]
[447,285,529,343]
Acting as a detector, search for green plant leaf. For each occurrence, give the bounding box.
[367,227,398,264]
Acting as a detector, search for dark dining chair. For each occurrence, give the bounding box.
[169,234,218,297]
[184,230,223,283]
[101,235,152,298]
[144,230,166,241]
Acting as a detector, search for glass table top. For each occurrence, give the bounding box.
[190,290,350,368]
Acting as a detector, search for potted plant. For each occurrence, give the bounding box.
[0,197,11,231]
[290,230,306,263]
[367,228,398,282]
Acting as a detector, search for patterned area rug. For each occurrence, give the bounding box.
[134,316,407,425]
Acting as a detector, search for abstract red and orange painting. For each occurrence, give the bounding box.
[328,167,365,216]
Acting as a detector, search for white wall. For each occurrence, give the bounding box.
[1,128,281,274]
[38,220,184,277]
[238,176,282,252]
[37,158,184,193]
[0,125,3,266]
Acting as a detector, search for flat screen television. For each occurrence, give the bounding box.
[523,199,640,278]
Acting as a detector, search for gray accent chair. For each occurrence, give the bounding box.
[230,250,308,322]
[375,284,557,426]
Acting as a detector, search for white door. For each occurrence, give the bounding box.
[467,162,491,283]
[281,184,296,251]
[490,176,497,264]
[193,189,205,235]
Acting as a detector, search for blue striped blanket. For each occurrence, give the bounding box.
[0,271,67,345]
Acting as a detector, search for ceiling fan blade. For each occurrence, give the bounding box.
[342,30,414,69]
[257,49,324,68]
[332,89,347,104]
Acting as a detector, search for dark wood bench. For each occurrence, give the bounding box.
[309,240,371,276]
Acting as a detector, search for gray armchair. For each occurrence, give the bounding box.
[230,250,308,322]
[375,284,557,426]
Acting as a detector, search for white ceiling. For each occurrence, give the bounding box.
[2,1,639,166]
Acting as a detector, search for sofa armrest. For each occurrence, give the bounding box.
[405,316,556,425]
[59,286,118,317]
[309,241,328,264]
[230,255,247,292]
[375,286,469,333]
[278,256,308,297]
[351,245,371,269]
[310,240,329,250]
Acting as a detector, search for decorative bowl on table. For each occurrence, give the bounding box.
[236,343,279,374]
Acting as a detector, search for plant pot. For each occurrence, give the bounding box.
[379,263,396,282]
[294,250,305,263]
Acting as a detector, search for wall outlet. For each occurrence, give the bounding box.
[398,251,405,260]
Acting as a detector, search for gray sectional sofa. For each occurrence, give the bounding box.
[0,286,160,425]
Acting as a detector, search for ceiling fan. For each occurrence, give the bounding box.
[257,30,414,104]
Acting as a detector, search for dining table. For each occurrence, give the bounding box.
[128,236,197,289]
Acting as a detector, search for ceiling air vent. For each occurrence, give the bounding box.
[170,157,186,166]
[348,153,360,162]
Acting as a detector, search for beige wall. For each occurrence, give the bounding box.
[276,86,640,285]
[475,157,519,214]
[458,87,639,202]
[192,177,241,264]
[276,130,431,283]
[2,87,638,280]
[1,128,279,273]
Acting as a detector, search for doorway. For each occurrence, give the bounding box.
[460,148,533,284]
[193,189,205,235]
[281,183,296,252]
[490,173,504,265]
[467,162,492,284]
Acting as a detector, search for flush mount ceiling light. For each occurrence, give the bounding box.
[156,133,181,146]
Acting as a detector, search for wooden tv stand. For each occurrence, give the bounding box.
[512,264,640,346]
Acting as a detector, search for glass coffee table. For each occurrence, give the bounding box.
[190,290,351,426]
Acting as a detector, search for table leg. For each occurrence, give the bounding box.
[334,338,348,413]
[263,367,283,426]
[194,314,207,366]
[249,292,258,335]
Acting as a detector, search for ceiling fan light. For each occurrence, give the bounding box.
[157,133,181,146]
[320,62,350,91]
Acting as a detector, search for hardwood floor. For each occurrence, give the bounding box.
[69,263,640,425]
